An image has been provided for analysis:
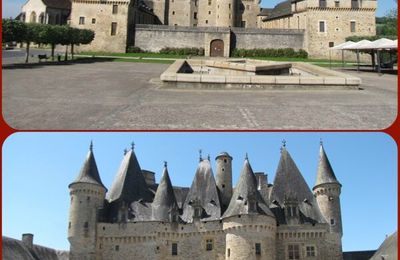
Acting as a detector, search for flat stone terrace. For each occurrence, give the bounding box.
[160,59,361,89]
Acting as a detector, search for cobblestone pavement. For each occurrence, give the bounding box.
[2,60,397,130]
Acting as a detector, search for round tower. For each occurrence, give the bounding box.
[215,152,233,210]
[68,143,107,260]
[223,215,276,260]
[313,143,343,237]
[215,0,235,27]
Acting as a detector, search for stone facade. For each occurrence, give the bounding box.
[20,0,71,25]
[260,0,377,58]
[70,0,158,53]
[68,142,344,260]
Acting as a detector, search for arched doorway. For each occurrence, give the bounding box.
[30,11,37,23]
[210,39,224,57]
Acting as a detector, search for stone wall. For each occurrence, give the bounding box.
[134,25,231,56]
[231,27,305,50]
[134,25,305,56]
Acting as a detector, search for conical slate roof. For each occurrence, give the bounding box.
[181,159,221,222]
[370,231,398,260]
[270,146,325,223]
[152,163,179,221]
[314,143,341,188]
[222,158,274,218]
[106,149,153,203]
[69,144,105,189]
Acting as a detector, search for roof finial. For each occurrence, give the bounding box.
[245,152,248,160]
[124,148,127,155]
[320,138,323,146]
[131,141,135,150]
[164,161,168,168]
[207,154,210,161]
[199,149,203,162]
[89,140,93,151]
[282,139,286,148]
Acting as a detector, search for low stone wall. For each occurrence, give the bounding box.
[231,28,305,50]
[134,25,305,57]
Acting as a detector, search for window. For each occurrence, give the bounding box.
[319,21,325,32]
[351,0,359,8]
[111,22,117,35]
[288,245,300,259]
[68,222,71,229]
[350,21,356,32]
[306,246,316,257]
[241,21,246,27]
[92,18,96,24]
[205,239,213,251]
[172,11,175,15]
[329,42,334,47]
[319,0,326,8]
[330,218,335,225]
[246,4,250,10]
[206,20,208,24]
[255,243,261,255]
[227,248,230,257]
[194,12,197,19]
[113,5,118,14]
[209,11,211,14]
[172,243,178,255]
[208,0,211,5]
[115,245,119,251]
[334,0,340,7]
[84,222,89,228]
[79,16,85,25]
[195,0,197,6]
[229,3,231,9]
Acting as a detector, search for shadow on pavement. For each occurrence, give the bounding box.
[2,57,116,70]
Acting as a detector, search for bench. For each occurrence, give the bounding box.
[38,54,48,62]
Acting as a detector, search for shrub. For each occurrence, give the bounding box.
[231,48,308,58]
[159,47,204,56]
[127,46,145,53]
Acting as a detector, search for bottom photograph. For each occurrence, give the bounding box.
[2,132,397,260]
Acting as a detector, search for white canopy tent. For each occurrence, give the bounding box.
[330,38,398,73]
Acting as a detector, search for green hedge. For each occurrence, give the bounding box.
[127,46,146,53]
[231,48,308,58]
[159,47,205,56]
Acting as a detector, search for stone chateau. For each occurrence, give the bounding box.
[18,0,376,58]
[68,141,343,259]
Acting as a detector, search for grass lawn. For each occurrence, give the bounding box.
[76,51,361,67]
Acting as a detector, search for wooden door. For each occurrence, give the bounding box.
[210,39,224,57]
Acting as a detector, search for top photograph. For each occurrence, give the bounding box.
[2,0,397,130]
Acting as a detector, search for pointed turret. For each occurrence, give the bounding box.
[313,142,343,236]
[222,156,274,218]
[152,162,179,222]
[315,142,341,188]
[69,142,105,189]
[68,142,106,260]
[270,143,325,224]
[181,158,221,223]
[107,147,153,204]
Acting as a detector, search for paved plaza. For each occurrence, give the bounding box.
[2,54,397,130]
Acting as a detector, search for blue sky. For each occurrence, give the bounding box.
[2,132,397,252]
[2,0,396,18]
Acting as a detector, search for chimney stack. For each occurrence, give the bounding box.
[22,233,34,249]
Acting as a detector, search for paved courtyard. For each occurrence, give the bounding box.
[2,58,397,130]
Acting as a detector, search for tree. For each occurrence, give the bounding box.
[24,23,44,63]
[2,19,27,43]
[38,25,64,61]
